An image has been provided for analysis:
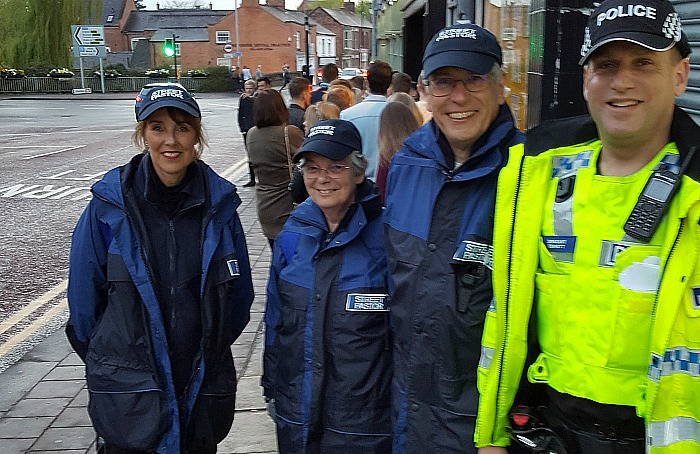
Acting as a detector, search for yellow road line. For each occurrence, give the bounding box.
[0,279,67,336]
[0,299,68,357]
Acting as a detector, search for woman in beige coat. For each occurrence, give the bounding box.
[246,90,304,247]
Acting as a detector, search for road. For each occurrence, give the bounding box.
[0,93,250,372]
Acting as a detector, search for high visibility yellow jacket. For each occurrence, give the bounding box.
[475,108,700,453]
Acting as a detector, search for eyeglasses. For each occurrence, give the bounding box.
[424,74,490,96]
[301,163,351,178]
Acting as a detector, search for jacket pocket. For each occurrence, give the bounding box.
[87,362,168,450]
[86,254,169,450]
[188,351,237,445]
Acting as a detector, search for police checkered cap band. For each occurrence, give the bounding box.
[579,0,690,65]
[134,83,200,121]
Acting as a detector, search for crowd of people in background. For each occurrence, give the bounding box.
[67,1,700,451]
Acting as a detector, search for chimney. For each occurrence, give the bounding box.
[266,0,285,7]
[210,2,213,8]
[342,1,355,13]
[156,2,160,9]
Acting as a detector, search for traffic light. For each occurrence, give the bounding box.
[163,38,175,57]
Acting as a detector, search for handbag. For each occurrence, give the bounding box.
[283,125,293,179]
[285,126,309,204]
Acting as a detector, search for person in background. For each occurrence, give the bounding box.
[324,84,355,111]
[476,0,699,452]
[414,70,432,123]
[255,64,263,80]
[310,63,339,104]
[246,89,304,248]
[280,63,291,91]
[231,65,242,93]
[387,92,424,126]
[387,71,413,96]
[287,76,312,133]
[242,65,252,81]
[384,23,524,453]
[263,119,392,454]
[349,75,367,103]
[238,78,258,187]
[375,101,420,205]
[257,77,272,91]
[340,60,393,180]
[66,83,254,454]
[303,101,341,131]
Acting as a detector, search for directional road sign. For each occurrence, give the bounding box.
[72,25,105,46]
[71,25,106,58]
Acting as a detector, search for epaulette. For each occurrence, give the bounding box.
[524,115,597,156]
[524,107,700,180]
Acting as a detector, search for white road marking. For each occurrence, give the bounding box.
[23,145,85,159]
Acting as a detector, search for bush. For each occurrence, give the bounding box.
[196,65,231,92]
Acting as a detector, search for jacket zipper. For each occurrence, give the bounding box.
[492,153,525,443]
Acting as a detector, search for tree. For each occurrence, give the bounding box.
[308,0,343,9]
[0,0,102,69]
[356,1,371,20]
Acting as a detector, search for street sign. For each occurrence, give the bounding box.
[72,25,105,46]
[223,44,233,53]
[79,46,100,57]
[71,25,106,58]
[233,52,243,57]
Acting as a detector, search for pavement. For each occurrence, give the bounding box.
[0,171,279,453]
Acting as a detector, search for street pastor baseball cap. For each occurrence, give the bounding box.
[134,83,201,121]
[579,0,691,65]
[293,119,362,162]
[422,24,502,77]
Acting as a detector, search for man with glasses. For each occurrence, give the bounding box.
[384,23,524,454]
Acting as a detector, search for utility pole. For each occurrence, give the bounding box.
[305,15,311,85]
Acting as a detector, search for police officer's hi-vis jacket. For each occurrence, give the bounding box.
[475,106,700,453]
[262,180,392,454]
[384,105,524,453]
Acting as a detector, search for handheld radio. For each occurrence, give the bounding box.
[623,147,697,242]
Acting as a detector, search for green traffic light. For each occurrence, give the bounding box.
[164,38,175,57]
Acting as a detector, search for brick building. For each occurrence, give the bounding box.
[94,0,331,75]
[308,3,371,70]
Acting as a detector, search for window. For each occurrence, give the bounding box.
[344,29,353,49]
[295,32,301,50]
[216,31,230,44]
[175,42,181,56]
[106,15,114,23]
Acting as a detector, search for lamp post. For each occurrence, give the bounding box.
[371,0,377,60]
[304,15,311,85]
[234,0,241,70]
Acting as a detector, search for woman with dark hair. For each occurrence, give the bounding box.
[246,89,304,247]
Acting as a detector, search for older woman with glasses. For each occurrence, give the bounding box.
[262,119,392,454]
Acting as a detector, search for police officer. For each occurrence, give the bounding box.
[476,0,699,452]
